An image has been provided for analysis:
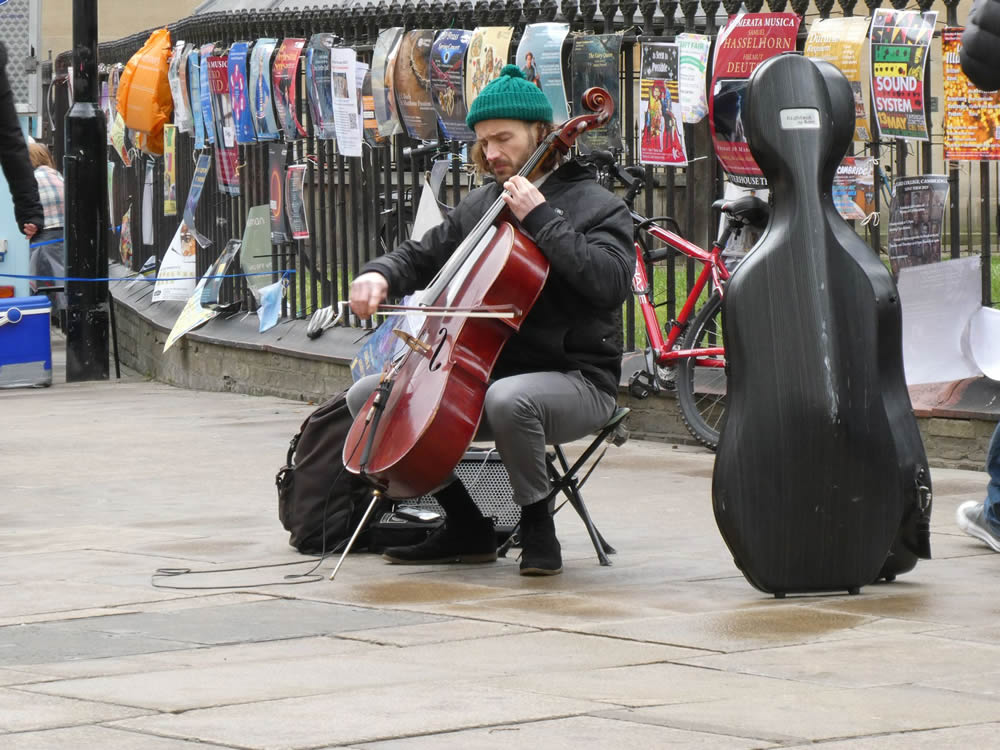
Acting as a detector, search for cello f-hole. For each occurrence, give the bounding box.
[428,327,449,371]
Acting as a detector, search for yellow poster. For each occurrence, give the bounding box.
[163,124,177,216]
[804,16,872,142]
[465,27,515,110]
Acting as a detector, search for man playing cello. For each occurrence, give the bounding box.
[347,66,633,575]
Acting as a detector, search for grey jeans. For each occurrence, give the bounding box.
[346,370,615,506]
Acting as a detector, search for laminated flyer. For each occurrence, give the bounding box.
[639,42,687,166]
[570,34,623,152]
[273,38,308,140]
[306,33,337,140]
[517,22,571,123]
[710,12,800,187]
[466,27,514,109]
[394,29,438,141]
[372,27,405,138]
[869,9,937,141]
[331,47,363,157]
[249,38,281,140]
[942,27,1000,161]
[677,33,711,124]
[887,174,949,276]
[207,52,240,196]
[431,29,475,141]
[804,16,872,142]
[228,42,257,144]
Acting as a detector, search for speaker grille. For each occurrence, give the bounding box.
[405,449,520,532]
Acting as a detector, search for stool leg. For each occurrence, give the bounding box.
[548,448,616,565]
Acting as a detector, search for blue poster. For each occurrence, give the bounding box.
[199,43,216,146]
[250,38,281,140]
[188,49,205,149]
[306,33,337,140]
[228,42,256,144]
[184,153,214,248]
[430,29,475,142]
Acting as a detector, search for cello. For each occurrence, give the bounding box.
[342,88,614,501]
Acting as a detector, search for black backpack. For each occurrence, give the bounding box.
[276,391,377,555]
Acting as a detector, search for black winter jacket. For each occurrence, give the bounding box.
[360,160,634,397]
[0,43,43,234]
[962,0,1000,91]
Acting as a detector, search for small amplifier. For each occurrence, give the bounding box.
[404,448,521,534]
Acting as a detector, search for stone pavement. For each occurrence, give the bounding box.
[4,357,1000,748]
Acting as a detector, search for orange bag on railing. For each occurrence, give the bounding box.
[116,28,173,156]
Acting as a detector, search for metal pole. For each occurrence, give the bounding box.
[64,0,109,381]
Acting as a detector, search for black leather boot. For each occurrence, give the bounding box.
[382,479,497,565]
[519,499,562,576]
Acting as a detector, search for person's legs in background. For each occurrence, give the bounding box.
[957,421,1000,552]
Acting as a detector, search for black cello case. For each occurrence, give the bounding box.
[712,54,932,597]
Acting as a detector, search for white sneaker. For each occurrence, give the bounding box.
[956,501,1000,552]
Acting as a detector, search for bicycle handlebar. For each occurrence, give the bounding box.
[403,141,447,161]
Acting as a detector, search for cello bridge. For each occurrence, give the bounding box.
[393,329,432,357]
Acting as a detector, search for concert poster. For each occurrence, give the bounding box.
[430,29,474,141]
[869,9,937,141]
[639,42,686,166]
[163,240,241,353]
[119,204,133,267]
[677,33,711,124]
[887,174,949,277]
[710,12,800,188]
[516,22,571,124]
[207,53,241,196]
[372,27,405,138]
[330,47,363,157]
[306,33,337,140]
[240,205,274,297]
[168,41,192,133]
[394,30,438,141]
[285,164,309,240]
[269,142,290,244]
[187,47,205,148]
[164,124,177,216]
[833,156,876,221]
[273,38,307,141]
[570,34,623,152]
[361,69,384,147]
[942,28,1000,160]
[228,42,256,144]
[804,17,872,142]
[177,44,194,135]
[152,222,198,303]
[183,152,214,248]
[199,44,216,146]
[465,27,514,110]
[249,38,281,140]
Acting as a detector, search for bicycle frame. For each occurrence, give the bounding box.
[631,218,729,368]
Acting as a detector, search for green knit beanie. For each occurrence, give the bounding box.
[466,64,553,129]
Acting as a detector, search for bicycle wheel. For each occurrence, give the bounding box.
[675,293,727,450]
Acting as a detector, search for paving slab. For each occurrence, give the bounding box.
[112,682,605,749]
[0,725,235,749]
[0,687,150,732]
[355,714,763,749]
[598,683,1000,743]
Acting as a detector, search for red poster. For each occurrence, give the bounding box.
[207,55,240,196]
[272,38,308,140]
[709,13,801,187]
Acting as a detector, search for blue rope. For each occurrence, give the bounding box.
[0,270,295,283]
[28,225,125,249]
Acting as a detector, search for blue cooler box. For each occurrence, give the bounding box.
[0,296,52,388]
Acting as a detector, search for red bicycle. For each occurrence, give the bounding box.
[587,153,768,448]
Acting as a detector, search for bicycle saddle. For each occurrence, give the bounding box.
[711,196,769,229]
